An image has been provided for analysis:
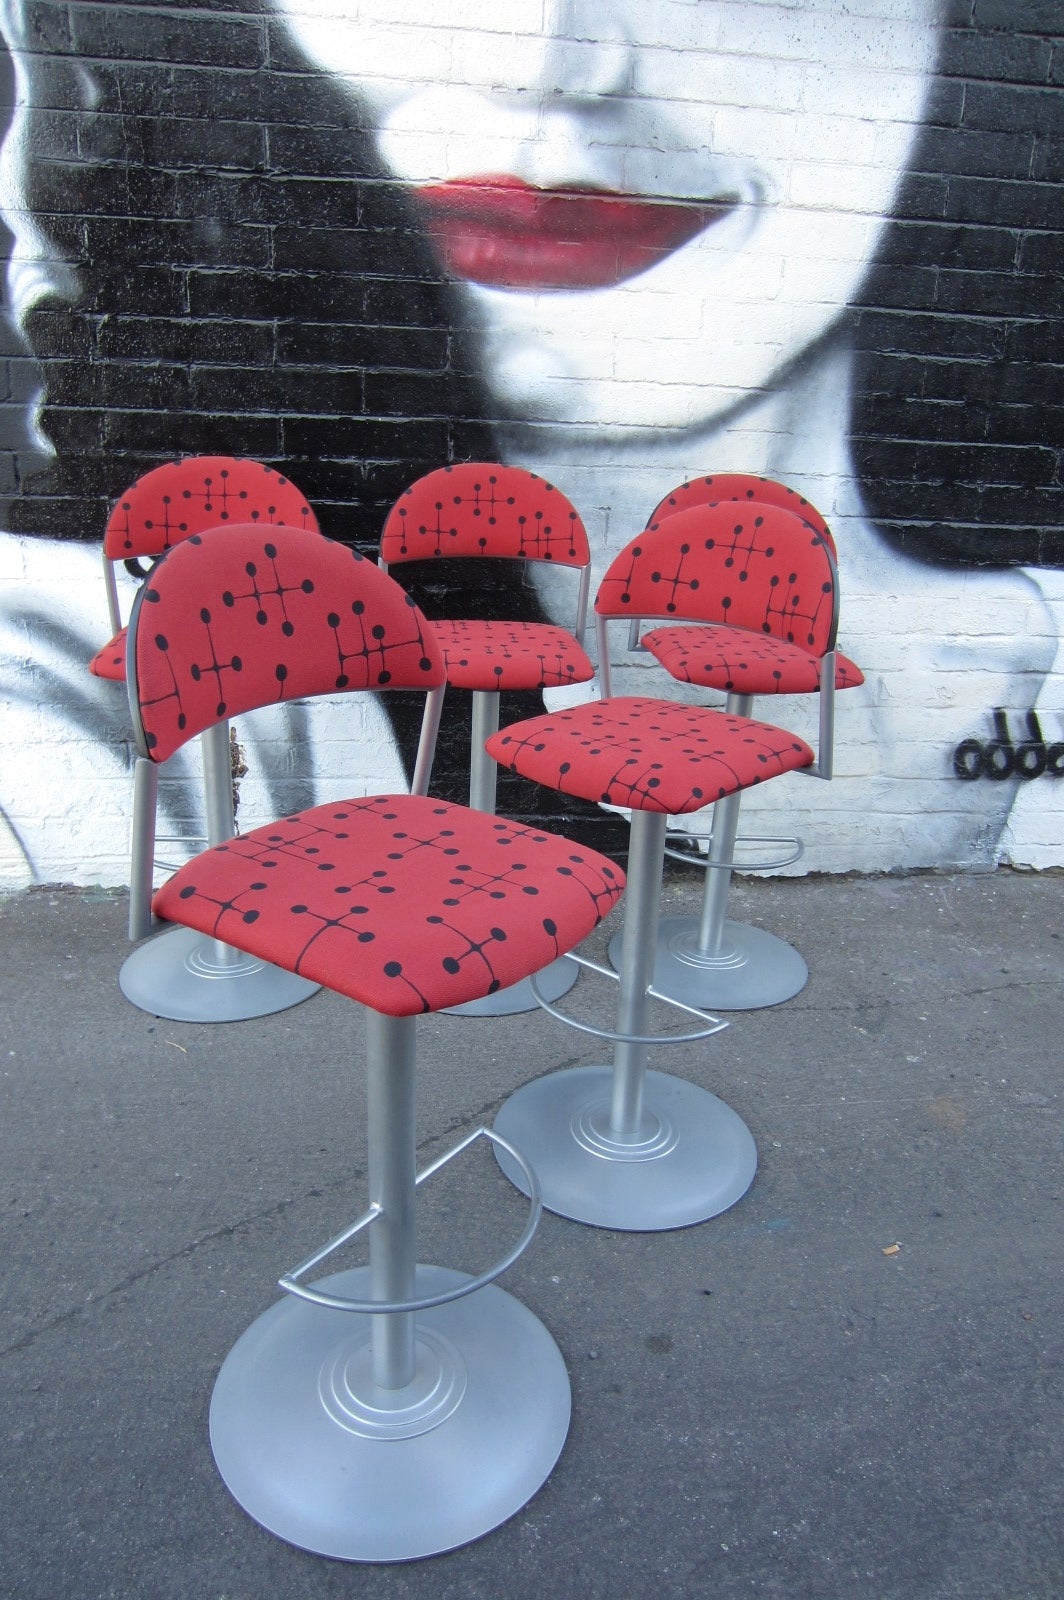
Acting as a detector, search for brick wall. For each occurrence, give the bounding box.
[0,0,1061,887]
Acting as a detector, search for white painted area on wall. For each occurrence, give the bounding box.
[0,533,409,888]
[0,0,1061,885]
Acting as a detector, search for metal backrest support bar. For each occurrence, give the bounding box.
[411,684,446,798]
[102,547,123,638]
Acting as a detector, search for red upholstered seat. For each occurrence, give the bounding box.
[89,457,318,682]
[124,523,624,1554]
[379,464,593,699]
[89,628,127,681]
[478,507,819,1221]
[126,524,626,1019]
[486,696,813,815]
[558,489,859,1016]
[432,619,594,692]
[640,625,864,695]
[153,794,622,1017]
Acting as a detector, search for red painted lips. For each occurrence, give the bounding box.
[414,175,732,290]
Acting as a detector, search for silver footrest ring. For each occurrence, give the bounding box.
[278,1125,542,1315]
[664,826,803,874]
[529,953,728,1045]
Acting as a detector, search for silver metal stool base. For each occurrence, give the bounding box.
[209,1264,571,1562]
[445,954,579,1017]
[493,1065,757,1231]
[609,916,808,1012]
[119,925,321,1022]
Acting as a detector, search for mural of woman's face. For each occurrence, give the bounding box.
[275,0,939,434]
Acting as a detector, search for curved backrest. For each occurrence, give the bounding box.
[128,524,445,762]
[647,474,836,557]
[596,502,839,655]
[380,463,590,567]
[103,457,319,560]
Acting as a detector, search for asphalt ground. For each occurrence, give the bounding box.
[1,867,1061,1600]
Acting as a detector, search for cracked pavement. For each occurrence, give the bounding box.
[1,868,1062,1599]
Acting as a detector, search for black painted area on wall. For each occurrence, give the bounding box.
[851,1,1064,567]
[0,0,1057,573]
[1,0,498,544]
[0,0,632,844]
[0,0,1061,834]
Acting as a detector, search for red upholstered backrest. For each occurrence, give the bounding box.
[380,463,590,568]
[646,474,836,557]
[103,457,318,560]
[129,524,445,762]
[595,503,838,654]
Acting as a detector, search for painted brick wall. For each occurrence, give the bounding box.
[0,0,1061,888]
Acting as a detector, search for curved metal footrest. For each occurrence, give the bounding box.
[494,1066,757,1231]
[279,1126,542,1315]
[529,952,728,1046]
[210,1264,571,1561]
[664,826,804,873]
[609,917,808,1012]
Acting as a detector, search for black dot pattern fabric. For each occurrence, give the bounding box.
[90,457,318,682]
[103,456,317,561]
[153,794,625,1016]
[432,619,594,692]
[595,502,838,656]
[487,696,814,815]
[380,463,590,567]
[129,524,444,762]
[645,474,836,557]
[640,626,864,695]
[380,463,594,702]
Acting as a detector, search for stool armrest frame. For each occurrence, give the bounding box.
[573,561,592,648]
[813,651,836,780]
[128,755,159,942]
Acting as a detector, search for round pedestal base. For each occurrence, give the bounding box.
[209,1266,570,1562]
[608,916,808,1012]
[445,955,578,1018]
[493,1066,756,1231]
[119,925,320,1022]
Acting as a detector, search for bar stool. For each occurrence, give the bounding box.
[90,455,322,1022]
[607,493,862,1010]
[647,472,838,554]
[486,687,814,1230]
[126,521,625,1560]
[380,462,594,1016]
